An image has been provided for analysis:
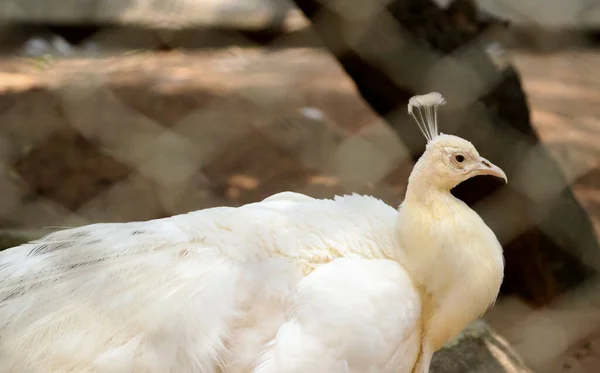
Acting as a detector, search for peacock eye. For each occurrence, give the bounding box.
[455,154,465,163]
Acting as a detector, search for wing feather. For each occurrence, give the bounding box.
[0,192,399,372]
[0,215,245,372]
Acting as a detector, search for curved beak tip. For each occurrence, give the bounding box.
[499,171,508,184]
[479,158,508,184]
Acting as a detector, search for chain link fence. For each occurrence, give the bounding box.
[0,0,599,372]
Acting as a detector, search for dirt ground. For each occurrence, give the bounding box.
[484,50,600,373]
[513,51,600,237]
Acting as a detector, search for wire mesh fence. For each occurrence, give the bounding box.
[0,0,599,372]
[0,49,408,227]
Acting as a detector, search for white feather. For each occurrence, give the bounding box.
[0,193,419,373]
[407,92,446,142]
[254,259,421,373]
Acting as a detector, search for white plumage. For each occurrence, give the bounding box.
[0,93,507,373]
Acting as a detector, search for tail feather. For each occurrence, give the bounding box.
[0,217,246,372]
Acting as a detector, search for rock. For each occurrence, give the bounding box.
[432,321,533,373]
[485,276,600,372]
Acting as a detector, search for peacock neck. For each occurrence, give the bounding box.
[404,175,456,210]
[396,181,504,350]
[404,155,454,207]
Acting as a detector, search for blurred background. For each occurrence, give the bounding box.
[0,0,599,372]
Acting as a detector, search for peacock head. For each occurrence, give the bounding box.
[407,92,507,192]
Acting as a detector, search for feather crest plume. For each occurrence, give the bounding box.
[407,92,446,142]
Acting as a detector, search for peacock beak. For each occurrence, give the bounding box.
[474,157,508,183]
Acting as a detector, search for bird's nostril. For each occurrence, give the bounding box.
[482,161,491,168]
